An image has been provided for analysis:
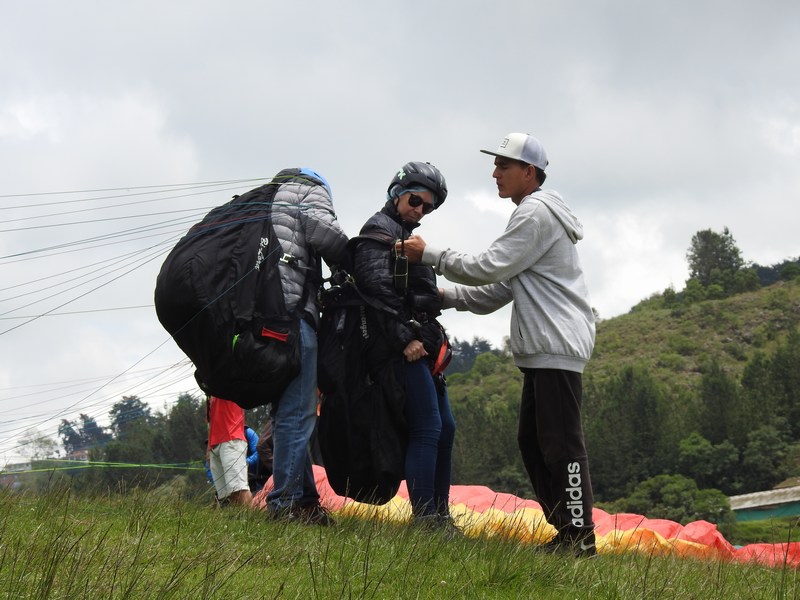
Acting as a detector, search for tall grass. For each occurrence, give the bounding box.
[1,483,797,599]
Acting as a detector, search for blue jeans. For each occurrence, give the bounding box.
[398,359,456,518]
[267,319,319,510]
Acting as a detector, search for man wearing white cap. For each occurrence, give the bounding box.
[399,133,597,557]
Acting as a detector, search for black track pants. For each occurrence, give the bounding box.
[518,368,594,536]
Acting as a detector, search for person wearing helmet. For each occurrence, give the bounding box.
[400,134,597,557]
[350,161,457,530]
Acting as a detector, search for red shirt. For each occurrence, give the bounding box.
[207,396,246,448]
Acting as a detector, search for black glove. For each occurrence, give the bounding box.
[420,321,444,357]
[409,290,443,315]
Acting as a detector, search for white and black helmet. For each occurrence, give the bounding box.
[387,161,448,209]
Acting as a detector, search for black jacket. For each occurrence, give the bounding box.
[352,200,444,356]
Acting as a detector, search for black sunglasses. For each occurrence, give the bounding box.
[408,194,435,214]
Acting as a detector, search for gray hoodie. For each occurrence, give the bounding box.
[422,189,595,372]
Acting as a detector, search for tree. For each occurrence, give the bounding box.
[620,474,700,524]
[19,428,59,460]
[584,366,671,500]
[740,425,789,492]
[58,419,83,455]
[77,414,111,447]
[753,258,799,285]
[246,403,272,431]
[739,329,800,440]
[446,337,495,375]
[613,474,734,527]
[698,359,740,446]
[740,351,782,431]
[58,414,111,455]
[676,432,739,494]
[102,422,161,490]
[682,277,707,304]
[685,227,745,294]
[731,267,760,294]
[694,488,737,535]
[109,396,152,437]
[780,261,800,281]
[448,353,529,496]
[769,329,800,438]
[662,285,679,308]
[155,393,208,464]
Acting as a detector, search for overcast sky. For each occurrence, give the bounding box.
[1,1,798,464]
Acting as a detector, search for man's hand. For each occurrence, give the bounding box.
[398,235,426,263]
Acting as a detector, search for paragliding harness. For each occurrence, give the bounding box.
[316,238,409,505]
[316,235,452,504]
[154,169,318,410]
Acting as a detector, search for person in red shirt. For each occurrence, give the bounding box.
[207,396,253,507]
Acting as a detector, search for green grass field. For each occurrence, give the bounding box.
[1,484,798,599]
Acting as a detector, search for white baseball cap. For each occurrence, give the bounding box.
[480,132,548,170]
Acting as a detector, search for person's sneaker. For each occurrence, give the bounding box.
[267,502,334,526]
[434,514,463,538]
[536,532,597,558]
[266,505,294,522]
[294,502,335,526]
[411,514,463,538]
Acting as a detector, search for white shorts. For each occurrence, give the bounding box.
[209,439,249,500]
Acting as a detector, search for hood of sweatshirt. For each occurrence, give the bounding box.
[533,190,584,244]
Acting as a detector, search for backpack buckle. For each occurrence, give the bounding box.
[279,253,297,266]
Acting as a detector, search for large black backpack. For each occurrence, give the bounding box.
[316,255,408,505]
[154,169,315,409]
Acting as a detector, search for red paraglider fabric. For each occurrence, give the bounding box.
[252,466,800,569]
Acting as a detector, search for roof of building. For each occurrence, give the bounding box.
[729,485,800,510]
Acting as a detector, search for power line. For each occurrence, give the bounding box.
[0,225,187,264]
[0,214,193,260]
[0,362,198,455]
[0,178,267,205]
[0,243,167,331]
[0,185,237,223]
[0,247,148,292]
[0,362,188,396]
[0,233,169,306]
[0,305,153,320]
[0,206,216,233]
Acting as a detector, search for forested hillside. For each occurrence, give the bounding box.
[588,279,800,391]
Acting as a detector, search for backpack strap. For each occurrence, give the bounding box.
[319,249,401,320]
